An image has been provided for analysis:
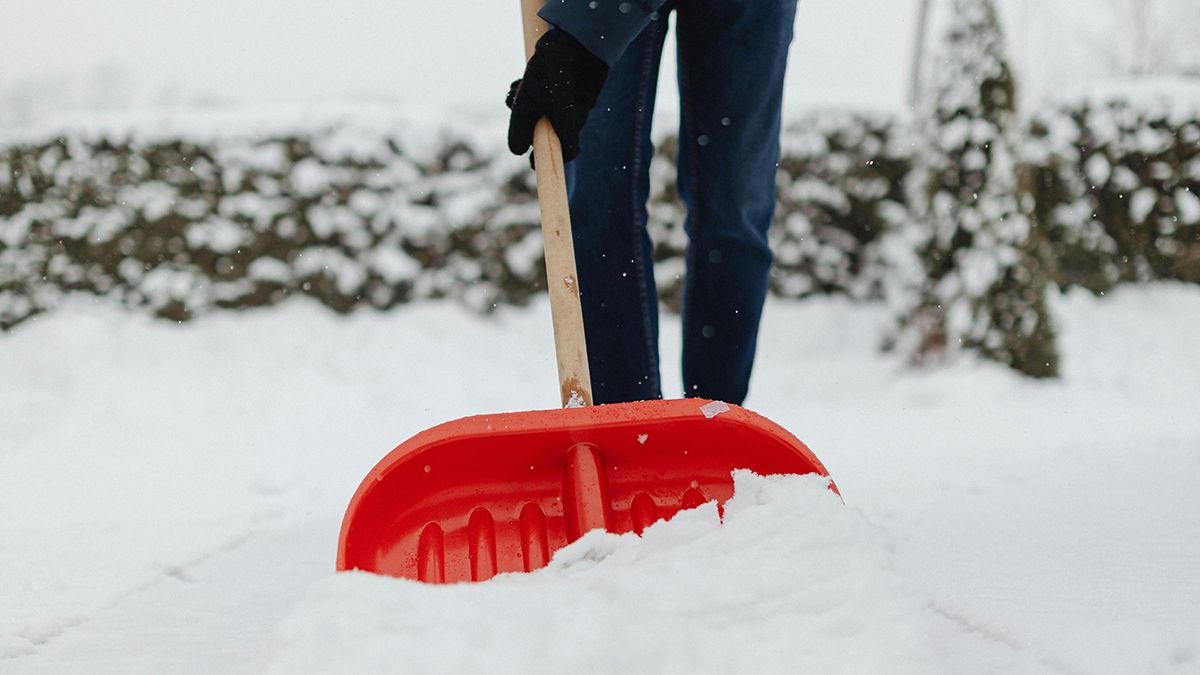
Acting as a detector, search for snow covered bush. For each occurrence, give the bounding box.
[648,112,911,310]
[772,112,912,300]
[0,109,909,332]
[2,92,1198,380]
[1026,96,1200,291]
[0,116,546,330]
[888,0,1059,377]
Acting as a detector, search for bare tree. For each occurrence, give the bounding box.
[1128,0,1166,74]
[908,0,935,109]
[1103,0,1200,77]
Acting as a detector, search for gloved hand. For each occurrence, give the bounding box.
[506,29,609,164]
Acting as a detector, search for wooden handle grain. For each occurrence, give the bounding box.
[520,0,594,408]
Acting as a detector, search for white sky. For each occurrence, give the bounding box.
[0,0,1189,129]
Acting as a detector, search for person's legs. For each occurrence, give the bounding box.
[566,7,673,404]
[674,0,798,404]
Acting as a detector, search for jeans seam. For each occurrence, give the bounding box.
[630,23,661,397]
[676,28,704,395]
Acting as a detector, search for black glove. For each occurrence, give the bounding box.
[506,29,609,164]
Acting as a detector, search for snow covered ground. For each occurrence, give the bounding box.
[2,285,1199,674]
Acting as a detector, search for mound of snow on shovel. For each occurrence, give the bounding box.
[269,472,939,674]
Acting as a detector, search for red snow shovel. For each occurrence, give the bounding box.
[335,0,836,584]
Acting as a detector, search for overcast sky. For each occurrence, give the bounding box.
[0,0,1183,129]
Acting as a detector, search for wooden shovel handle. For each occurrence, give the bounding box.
[520,0,594,408]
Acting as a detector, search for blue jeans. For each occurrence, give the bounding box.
[565,0,798,405]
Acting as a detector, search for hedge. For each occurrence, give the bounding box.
[2,98,1198,372]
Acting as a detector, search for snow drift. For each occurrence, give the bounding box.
[270,472,940,675]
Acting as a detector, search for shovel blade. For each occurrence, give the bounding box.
[337,399,834,583]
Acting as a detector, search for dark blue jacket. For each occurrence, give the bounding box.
[539,0,669,67]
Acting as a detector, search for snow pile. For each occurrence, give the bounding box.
[269,472,940,675]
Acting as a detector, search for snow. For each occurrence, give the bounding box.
[1177,188,1200,225]
[1131,188,1159,224]
[292,248,368,296]
[185,217,249,253]
[366,247,419,285]
[565,389,588,409]
[272,473,939,675]
[1058,77,1200,122]
[698,400,731,419]
[2,286,1200,673]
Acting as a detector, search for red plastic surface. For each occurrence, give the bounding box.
[337,399,836,583]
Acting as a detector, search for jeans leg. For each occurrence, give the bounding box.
[565,9,671,404]
[675,0,797,405]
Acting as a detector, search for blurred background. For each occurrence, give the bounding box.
[2,0,1199,126]
[2,0,1198,374]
